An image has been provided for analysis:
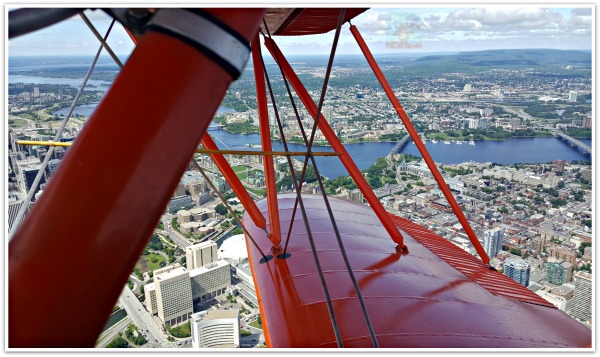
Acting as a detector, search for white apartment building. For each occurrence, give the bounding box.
[191,310,240,348]
[186,241,218,270]
[154,267,193,327]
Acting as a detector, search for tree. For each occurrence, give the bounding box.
[107,333,129,348]
[215,203,228,216]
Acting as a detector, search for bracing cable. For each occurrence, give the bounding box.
[8,18,117,240]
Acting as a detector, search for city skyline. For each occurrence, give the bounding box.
[6,5,593,56]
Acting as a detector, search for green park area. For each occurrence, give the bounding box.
[232,165,250,180]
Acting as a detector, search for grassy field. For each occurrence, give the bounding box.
[231,165,250,180]
[249,320,263,330]
[168,322,191,338]
[8,118,29,127]
[245,186,266,197]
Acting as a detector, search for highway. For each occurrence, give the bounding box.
[118,285,168,346]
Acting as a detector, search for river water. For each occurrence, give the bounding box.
[207,130,592,179]
[50,104,591,179]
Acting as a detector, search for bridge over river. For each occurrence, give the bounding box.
[555,132,591,156]
[387,134,411,157]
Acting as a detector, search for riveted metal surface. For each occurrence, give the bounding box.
[244,194,591,348]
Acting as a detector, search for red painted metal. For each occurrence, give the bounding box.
[244,194,592,348]
[388,215,553,307]
[126,20,266,230]
[8,9,265,347]
[201,134,267,229]
[252,35,281,249]
[262,8,368,36]
[263,36,406,251]
[349,24,489,264]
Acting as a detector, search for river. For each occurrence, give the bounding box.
[207,130,592,179]
[50,102,594,179]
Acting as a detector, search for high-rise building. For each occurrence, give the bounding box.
[569,91,578,102]
[186,241,218,270]
[546,260,572,285]
[483,227,504,259]
[153,267,193,327]
[503,257,530,287]
[581,115,592,129]
[189,260,231,302]
[569,271,592,323]
[8,196,28,232]
[463,84,472,92]
[191,310,240,348]
[21,166,47,201]
[144,282,158,315]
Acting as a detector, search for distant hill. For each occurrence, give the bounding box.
[405,49,591,73]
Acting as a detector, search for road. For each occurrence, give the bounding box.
[161,214,193,248]
[95,316,131,348]
[118,285,168,346]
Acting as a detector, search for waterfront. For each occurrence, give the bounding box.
[40,101,596,180]
[207,130,592,179]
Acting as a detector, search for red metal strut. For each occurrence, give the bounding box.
[263,36,406,252]
[126,23,267,231]
[350,24,490,264]
[252,34,282,250]
[201,134,267,229]
[9,8,265,347]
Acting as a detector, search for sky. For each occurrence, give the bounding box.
[5,5,594,57]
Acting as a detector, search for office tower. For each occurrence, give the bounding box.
[569,271,592,323]
[154,267,193,327]
[503,257,531,287]
[546,260,572,285]
[569,91,578,102]
[186,241,218,270]
[189,260,231,302]
[191,310,240,348]
[144,282,158,315]
[483,227,504,259]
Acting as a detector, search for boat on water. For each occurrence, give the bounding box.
[456,141,463,145]
[443,140,451,144]
[431,139,438,144]
[469,140,476,145]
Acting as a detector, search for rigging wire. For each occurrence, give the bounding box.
[8,18,118,240]
[191,159,271,262]
[257,37,313,256]
[269,10,381,347]
[79,12,124,69]
[259,25,312,254]
[259,22,343,348]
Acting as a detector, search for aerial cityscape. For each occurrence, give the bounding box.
[6,7,593,349]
